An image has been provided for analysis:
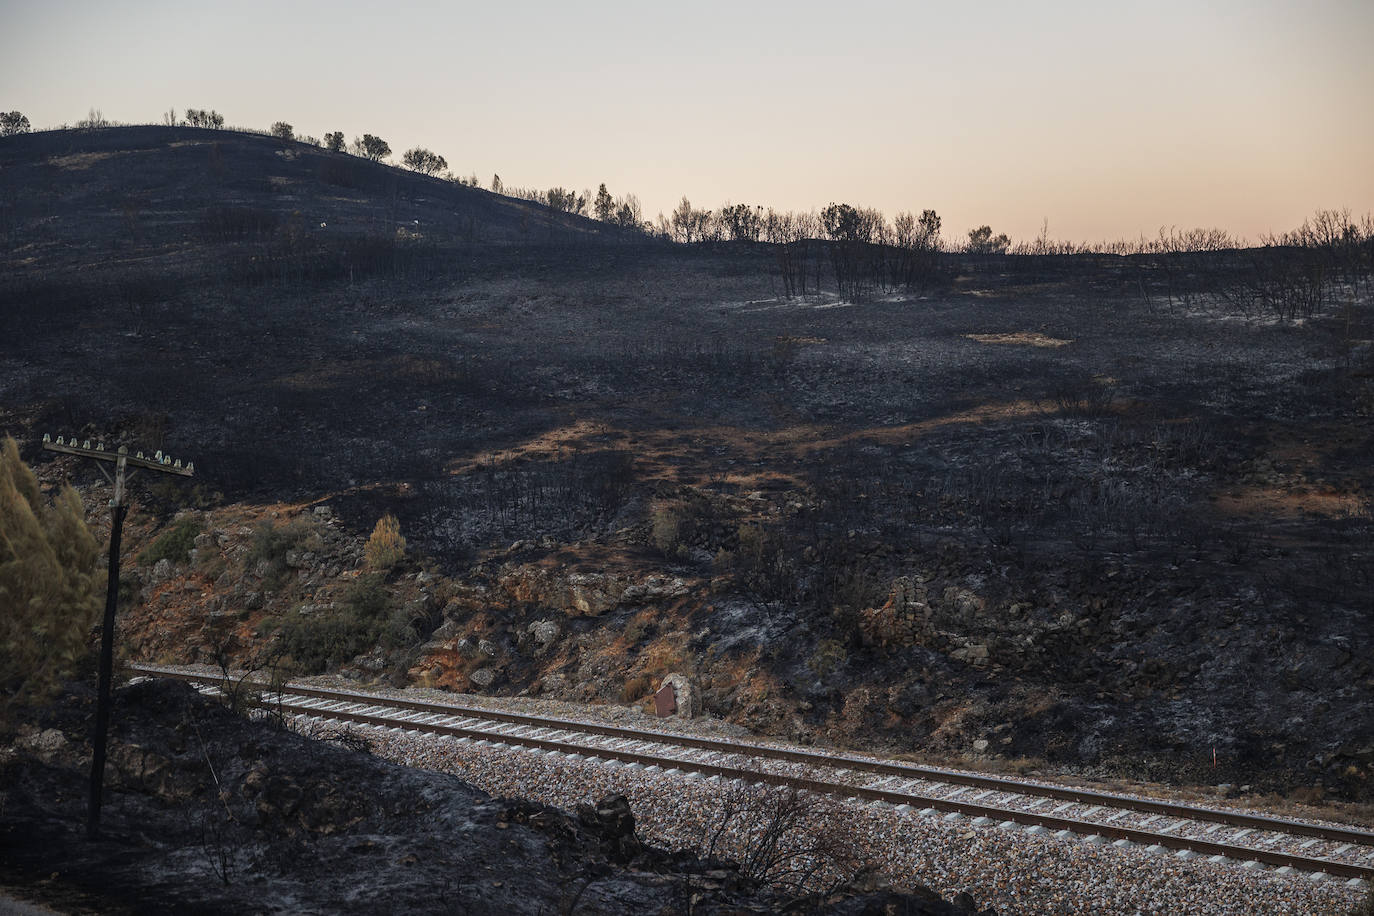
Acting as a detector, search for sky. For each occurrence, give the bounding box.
[4,0,1373,245]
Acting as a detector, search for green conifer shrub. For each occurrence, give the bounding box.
[0,437,101,721]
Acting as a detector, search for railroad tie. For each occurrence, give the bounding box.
[131,665,1374,888]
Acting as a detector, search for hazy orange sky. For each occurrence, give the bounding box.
[5,0,1372,244]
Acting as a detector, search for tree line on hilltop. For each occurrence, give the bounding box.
[4,105,1373,312]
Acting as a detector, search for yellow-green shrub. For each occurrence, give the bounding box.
[364,514,406,571]
[0,437,101,721]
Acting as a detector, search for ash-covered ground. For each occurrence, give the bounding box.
[3,126,1372,805]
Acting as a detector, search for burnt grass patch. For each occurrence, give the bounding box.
[3,126,1373,802]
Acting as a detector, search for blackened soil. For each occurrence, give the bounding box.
[0,681,989,915]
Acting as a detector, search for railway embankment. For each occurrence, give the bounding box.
[0,677,993,915]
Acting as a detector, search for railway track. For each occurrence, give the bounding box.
[134,664,1374,886]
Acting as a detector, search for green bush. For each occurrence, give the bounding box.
[807,638,848,678]
[341,573,390,618]
[138,517,202,567]
[650,506,681,556]
[245,518,313,586]
[622,614,654,645]
[274,574,395,674]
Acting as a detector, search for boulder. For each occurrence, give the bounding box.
[528,619,560,650]
[17,727,71,764]
[621,577,690,604]
[107,741,179,798]
[576,794,642,863]
[950,643,991,667]
[944,587,986,618]
[150,558,175,584]
[569,578,619,616]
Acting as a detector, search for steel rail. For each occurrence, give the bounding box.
[269,694,1374,881]
[133,664,1374,880]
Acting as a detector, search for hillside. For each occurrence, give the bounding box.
[2,125,1372,813]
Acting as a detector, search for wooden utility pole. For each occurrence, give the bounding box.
[41,435,194,838]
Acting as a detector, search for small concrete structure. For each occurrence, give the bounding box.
[656,673,698,718]
[653,683,677,717]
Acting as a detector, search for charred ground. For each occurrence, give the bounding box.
[2,126,1372,805]
[1,678,985,914]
